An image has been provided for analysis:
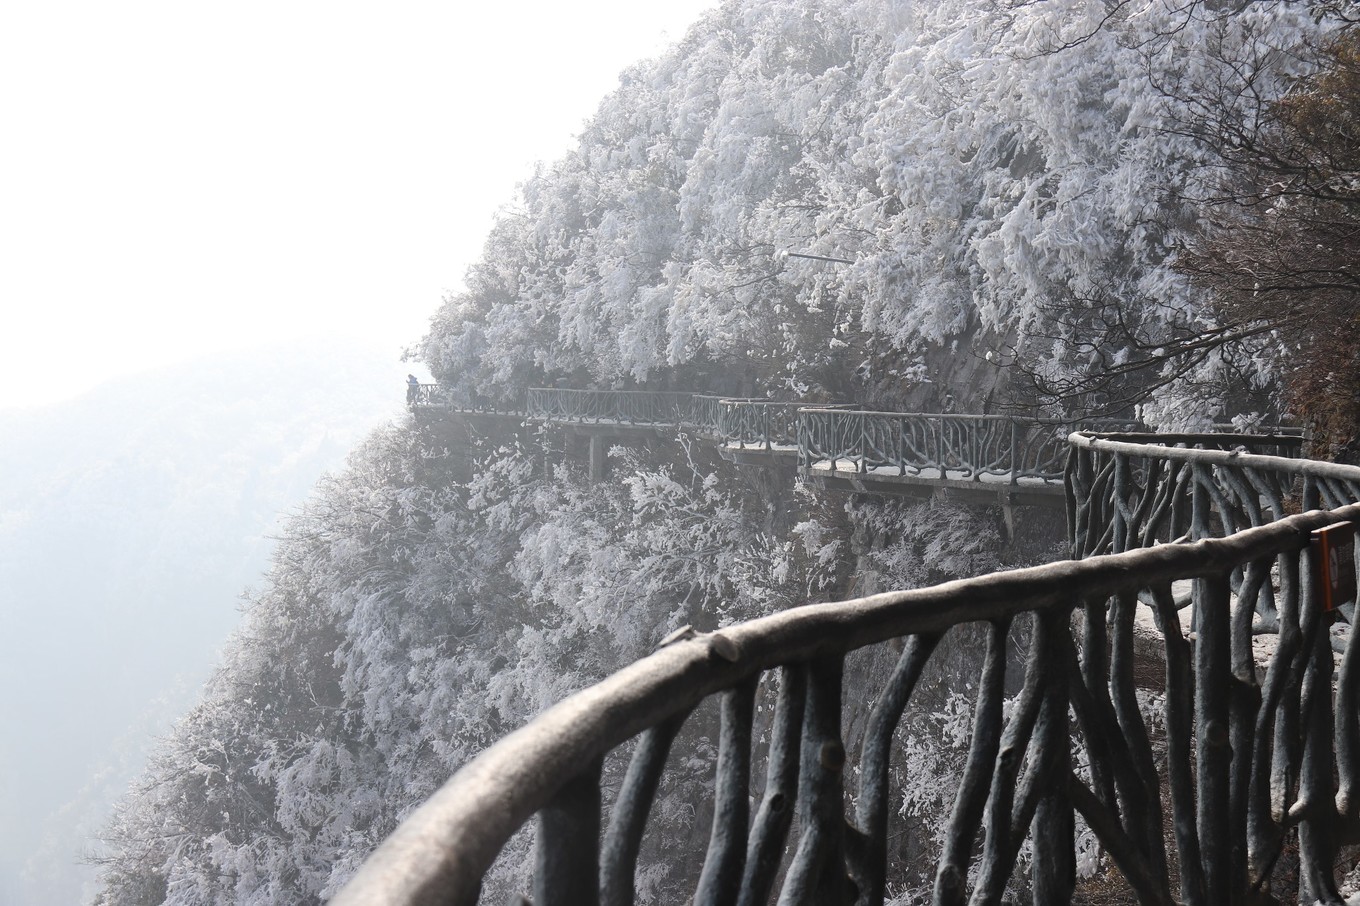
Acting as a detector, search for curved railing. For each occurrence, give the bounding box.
[525,388,697,426]
[1067,432,1313,560]
[418,385,1153,487]
[718,400,802,451]
[798,409,1102,485]
[335,431,1360,906]
[1067,431,1340,640]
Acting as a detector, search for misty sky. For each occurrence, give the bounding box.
[1,4,720,902]
[0,0,718,410]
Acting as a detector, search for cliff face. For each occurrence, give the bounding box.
[92,1,1339,902]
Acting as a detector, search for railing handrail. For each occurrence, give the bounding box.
[798,408,1132,425]
[1070,431,1331,475]
[526,387,694,398]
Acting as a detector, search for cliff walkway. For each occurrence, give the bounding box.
[342,385,1360,904]
[411,385,1203,507]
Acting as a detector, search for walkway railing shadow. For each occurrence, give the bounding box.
[335,421,1360,905]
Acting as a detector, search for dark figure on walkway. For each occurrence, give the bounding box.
[406,374,420,405]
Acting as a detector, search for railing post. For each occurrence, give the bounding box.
[853,634,939,906]
[898,414,907,477]
[779,657,853,905]
[859,412,867,474]
[972,418,981,482]
[695,679,757,906]
[1297,543,1344,903]
[1304,475,1321,510]
[797,410,807,468]
[1030,608,1075,904]
[739,667,805,906]
[601,715,690,906]
[935,417,944,480]
[535,758,603,906]
[1195,572,1232,903]
[1010,420,1019,486]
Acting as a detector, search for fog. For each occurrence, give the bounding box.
[0,341,408,902]
[0,1,716,901]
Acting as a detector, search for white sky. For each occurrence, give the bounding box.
[0,0,720,411]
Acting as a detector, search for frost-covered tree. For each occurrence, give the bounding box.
[422,0,1343,423]
[1178,25,1360,452]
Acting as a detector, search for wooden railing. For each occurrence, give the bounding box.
[798,409,1099,485]
[422,386,1138,482]
[334,426,1360,906]
[409,383,452,407]
[1061,431,1360,903]
[686,394,733,437]
[524,388,696,426]
[1067,432,1312,561]
[718,400,802,451]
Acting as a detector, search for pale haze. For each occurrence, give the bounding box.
[1,0,717,410]
[0,2,716,903]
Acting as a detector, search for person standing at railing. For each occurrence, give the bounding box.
[406,374,419,406]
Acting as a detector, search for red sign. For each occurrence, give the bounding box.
[1311,522,1357,614]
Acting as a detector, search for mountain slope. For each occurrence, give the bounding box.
[0,339,409,906]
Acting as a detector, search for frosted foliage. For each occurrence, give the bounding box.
[853,497,1003,593]
[421,0,1332,420]
[92,423,845,901]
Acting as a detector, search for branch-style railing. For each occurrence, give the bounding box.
[718,400,802,451]
[418,385,1152,486]
[798,409,1102,485]
[410,383,452,407]
[524,388,698,426]
[1067,432,1313,561]
[409,383,518,413]
[334,430,1360,905]
[686,394,731,437]
[1061,431,1360,903]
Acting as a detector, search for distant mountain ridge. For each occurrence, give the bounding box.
[0,338,412,906]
